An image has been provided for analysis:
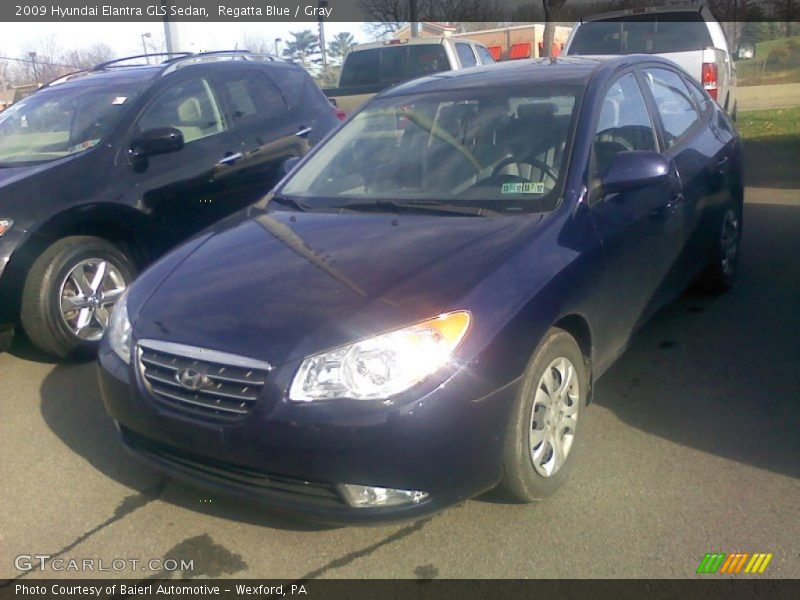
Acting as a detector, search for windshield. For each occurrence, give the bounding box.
[280,85,581,213]
[0,82,145,166]
[568,14,714,55]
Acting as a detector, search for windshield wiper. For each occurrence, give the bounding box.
[268,194,311,212]
[333,199,500,217]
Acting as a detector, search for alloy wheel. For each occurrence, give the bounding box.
[529,356,580,477]
[59,259,127,341]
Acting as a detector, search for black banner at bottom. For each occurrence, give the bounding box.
[1,579,799,600]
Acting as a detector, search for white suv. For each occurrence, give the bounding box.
[564,4,737,119]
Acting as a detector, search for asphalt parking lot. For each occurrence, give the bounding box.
[1,187,799,581]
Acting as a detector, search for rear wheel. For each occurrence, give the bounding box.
[699,206,741,294]
[21,236,135,358]
[497,328,589,502]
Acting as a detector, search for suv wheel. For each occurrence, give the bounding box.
[497,328,589,502]
[21,236,135,358]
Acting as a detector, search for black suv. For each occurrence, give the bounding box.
[0,51,340,357]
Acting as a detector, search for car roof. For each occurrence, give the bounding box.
[42,66,163,91]
[40,52,295,93]
[380,55,670,98]
[579,4,709,23]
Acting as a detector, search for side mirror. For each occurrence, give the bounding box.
[282,156,301,175]
[602,151,670,195]
[130,127,184,159]
[735,42,755,60]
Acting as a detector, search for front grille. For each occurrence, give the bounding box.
[120,426,345,506]
[137,339,272,421]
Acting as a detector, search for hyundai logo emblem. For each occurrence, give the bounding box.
[175,367,211,391]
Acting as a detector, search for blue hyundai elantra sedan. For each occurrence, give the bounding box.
[98,56,743,522]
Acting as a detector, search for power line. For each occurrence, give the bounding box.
[0,55,81,69]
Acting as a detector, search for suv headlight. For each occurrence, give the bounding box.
[107,289,132,364]
[289,311,471,402]
[0,219,13,237]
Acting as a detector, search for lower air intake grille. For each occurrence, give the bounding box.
[119,426,345,506]
[137,339,272,421]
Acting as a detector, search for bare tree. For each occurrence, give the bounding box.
[18,35,66,84]
[238,33,277,55]
[62,44,115,71]
[363,21,405,40]
[360,0,504,24]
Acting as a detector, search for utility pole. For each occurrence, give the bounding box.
[141,32,152,63]
[318,1,329,74]
[161,0,181,57]
[28,52,38,85]
[410,0,419,38]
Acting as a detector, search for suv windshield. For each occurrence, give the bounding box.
[0,82,145,166]
[280,85,580,213]
[568,13,713,55]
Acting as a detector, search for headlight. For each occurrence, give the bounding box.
[107,289,132,364]
[289,311,471,402]
[0,219,13,237]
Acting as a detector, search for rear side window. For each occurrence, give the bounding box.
[340,45,450,87]
[569,14,714,55]
[682,73,712,116]
[476,45,496,64]
[221,73,287,125]
[456,43,477,67]
[593,72,657,177]
[270,65,310,109]
[644,68,700,147]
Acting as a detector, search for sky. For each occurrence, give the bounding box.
[0,21,371,62]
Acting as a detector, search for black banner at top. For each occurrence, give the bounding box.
[1,0,797,23]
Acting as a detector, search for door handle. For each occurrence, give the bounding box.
[295,127,313,138]
[666,193,684,211]
[217,152,244,166]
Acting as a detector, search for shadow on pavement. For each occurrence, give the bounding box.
[594,202,800,479]
[743,137,800,189]
[38,360,337,531]
[9,330,63,365]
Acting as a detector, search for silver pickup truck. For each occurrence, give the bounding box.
[324,37,496,114]
[564,4,737,119]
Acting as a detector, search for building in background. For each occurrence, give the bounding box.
[393,22,573,60]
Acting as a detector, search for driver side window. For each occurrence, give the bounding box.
[592,72,657,178]
[137,77,227,145]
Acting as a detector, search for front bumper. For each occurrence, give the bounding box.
[98,342,519,523]
[0,227,26,327]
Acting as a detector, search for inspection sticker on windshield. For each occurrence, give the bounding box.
[111,96,127,105]
[502,182,545,194]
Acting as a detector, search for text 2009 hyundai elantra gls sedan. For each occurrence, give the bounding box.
[98,56,743,522]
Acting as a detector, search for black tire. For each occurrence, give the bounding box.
[496,328,589,502]
[698,205,742,294]
[20,236,135,359]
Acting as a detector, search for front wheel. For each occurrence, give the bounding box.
[497,328,589,502]
[20,236,135,358]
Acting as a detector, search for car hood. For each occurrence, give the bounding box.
[133,207,543,365]
[0,154,75,188]
[0,165,37,186]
